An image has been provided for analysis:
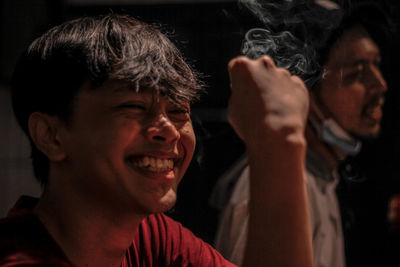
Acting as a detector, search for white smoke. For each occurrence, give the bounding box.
[239,0,343,87]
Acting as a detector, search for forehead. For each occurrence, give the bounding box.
[83,80,189,106]
[107,81,155,95]
[327,25,380,67]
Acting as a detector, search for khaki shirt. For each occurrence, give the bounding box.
[213,150,346,267]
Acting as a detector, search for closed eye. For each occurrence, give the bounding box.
[342,63,365,83]
[118,103,146,110]
[170,109,189,115]
[114,103,148,118]
[168,106,191,121]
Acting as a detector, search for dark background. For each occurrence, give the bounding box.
[1,1,400,266]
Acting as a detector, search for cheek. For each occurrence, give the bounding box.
[74,121,140,166]
[322,85,365,116]
[106,119,143,146]
[179,122,196,167]
[337,86,365,114]
[180,123,196,162]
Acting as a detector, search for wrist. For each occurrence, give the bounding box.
[245,124,306,152]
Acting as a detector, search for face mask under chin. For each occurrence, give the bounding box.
[320,118,362,155]
[308,96,362,156]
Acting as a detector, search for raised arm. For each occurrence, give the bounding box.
[227,56,313,267]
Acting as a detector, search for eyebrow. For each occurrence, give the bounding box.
[350,59,369,67]
[343,57,381,69]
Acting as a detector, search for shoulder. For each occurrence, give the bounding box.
[0,212,42,251]
[0,213,73,266]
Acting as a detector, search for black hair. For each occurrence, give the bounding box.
[315,1,394,82]
[240,0,394,88]
[11,14,203,185]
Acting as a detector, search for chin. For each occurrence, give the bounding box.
[159,202,176,213]
[129,192,177,216]
[156,190,178,213]
[353,126,381,140]
[135,201,176,216]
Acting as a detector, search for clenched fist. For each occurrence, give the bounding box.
[227,55,309,146]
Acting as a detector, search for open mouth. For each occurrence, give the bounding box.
[363,97,384,120]
[129,156,175,173]
[363,104,383,120]
[364,101,383,120]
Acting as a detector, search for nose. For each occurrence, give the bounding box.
[145,114,180,143]
[365,65,387,94]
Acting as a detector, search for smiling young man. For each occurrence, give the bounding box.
[0,14,313,267]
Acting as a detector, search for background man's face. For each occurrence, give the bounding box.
[58,80,196,215]
[314,25,387,139]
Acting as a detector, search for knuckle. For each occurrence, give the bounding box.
[259,55,276,67]
[228,56,251,69]
[277,67,291,77]
[291,75,306,88]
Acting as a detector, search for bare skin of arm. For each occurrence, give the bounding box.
[227,56,314,267]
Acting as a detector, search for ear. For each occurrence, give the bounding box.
[28,112,67,162]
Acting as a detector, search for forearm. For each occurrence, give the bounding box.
[242,132,313,267]
[227,56,313,267]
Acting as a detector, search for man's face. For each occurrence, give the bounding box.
[314,25,387,139]
[59,80,196,215]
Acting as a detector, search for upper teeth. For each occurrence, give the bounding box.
[132,156,174,171]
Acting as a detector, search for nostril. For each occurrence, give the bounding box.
[146,117,180,143]
[153,135,166,141]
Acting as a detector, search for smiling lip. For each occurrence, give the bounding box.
[127,155,179,180]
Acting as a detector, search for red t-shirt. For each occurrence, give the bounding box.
[0,196,235,267]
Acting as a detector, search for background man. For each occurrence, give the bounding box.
[213,1,391,266]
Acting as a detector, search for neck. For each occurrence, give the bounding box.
[306,121,346,170]
[34,175,145,267]
[306,95,347,170]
